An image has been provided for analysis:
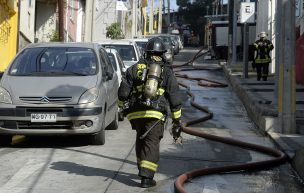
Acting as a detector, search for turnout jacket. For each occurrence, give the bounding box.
[253,39,274,64]
[118,59,182,121]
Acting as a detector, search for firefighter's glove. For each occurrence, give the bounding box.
[172,119,183,144]
[118,100,129,116]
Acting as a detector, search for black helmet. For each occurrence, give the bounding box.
[145,37,167,53]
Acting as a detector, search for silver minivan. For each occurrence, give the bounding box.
[0,43,119,145]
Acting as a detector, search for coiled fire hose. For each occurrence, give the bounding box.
[171,49,288,193]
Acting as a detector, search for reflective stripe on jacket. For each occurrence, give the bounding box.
[253,39,274,64]
[118,59,182,121]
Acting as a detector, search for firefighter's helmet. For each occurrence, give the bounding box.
[259,31,267,38]
[145,37,167,54]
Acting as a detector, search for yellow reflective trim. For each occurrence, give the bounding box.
[156,88,165,95]
[140,160,158,171]
[140,160,158,167]
[255,58,271,63]
[118,100,124,107]
[172,109,182,119]
[140,164,157,171]
[137,63,147,70]
[136,85,144,92]
[127,110,164,120]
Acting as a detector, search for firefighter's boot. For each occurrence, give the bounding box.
[141,177,156,188]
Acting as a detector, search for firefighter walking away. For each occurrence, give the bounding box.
[253,31,274,81]
[118,37,182,188]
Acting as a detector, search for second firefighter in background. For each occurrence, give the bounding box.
[118,37,182,188]
[253,31,274,81]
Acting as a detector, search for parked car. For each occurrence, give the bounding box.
[167,34,180,54]
[99,39,142,69]
[0,43,119,146]
[144,35,173,64]
[105,48,126,85]
[155,35,175,63]
[171,34,184,50]
[132,38,149,50]
[105,48,126,121]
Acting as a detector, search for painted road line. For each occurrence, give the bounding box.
[0,159,45,190]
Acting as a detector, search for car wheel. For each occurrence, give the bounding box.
[0,135,12,147]
[107,111,119,130]
[91,116,106,145]
[91,129,105,145]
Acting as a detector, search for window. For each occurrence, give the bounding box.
[9,47,98,76]
[102,44,137,61]
[99,49,108,78]
[107,53,118,71]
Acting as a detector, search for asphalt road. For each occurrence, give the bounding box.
[0,48,303,193]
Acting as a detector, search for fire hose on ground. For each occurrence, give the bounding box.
[171,49,288,193]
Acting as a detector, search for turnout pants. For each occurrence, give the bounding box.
[130,118,164,179]
[256,63,269,81]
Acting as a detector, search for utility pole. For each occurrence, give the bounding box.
[278,0,296,134]
[132,0,136,37]
[84,0,94,41]
[58,0,64,41]
[228,0,234,64]
[231,0,238,65]
[149,0,154,34]
[274,0,282,101]
[167,0,170,28]
[215,0,219,16]
[158,0,163,34]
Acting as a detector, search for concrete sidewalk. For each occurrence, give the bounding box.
[217,62,304,181]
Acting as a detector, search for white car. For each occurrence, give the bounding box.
[105,48,126,85]
[99,39,142,69]
[105,48,126,121]
[132,38,149,50]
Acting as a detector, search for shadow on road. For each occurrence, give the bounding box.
[50,161,139,187]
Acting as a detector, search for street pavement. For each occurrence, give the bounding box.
[0,48,303,193]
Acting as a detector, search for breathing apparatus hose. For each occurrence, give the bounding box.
[172,50,288,193]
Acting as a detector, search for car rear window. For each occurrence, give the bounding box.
[102,44,137,61]
[135,41,147,50]
[9,47,98,76]
[107,53,118,71]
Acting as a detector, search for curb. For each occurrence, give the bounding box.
[221,64,304,181]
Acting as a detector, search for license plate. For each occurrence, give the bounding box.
[31,113,57,122]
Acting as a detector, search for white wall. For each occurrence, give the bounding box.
[256,0,269,36]
[256,0,276,73]
[35,2,57,42]
[93,0,118,41]
[76,2,84,42]
[19,0,36,43]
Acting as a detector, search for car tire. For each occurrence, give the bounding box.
[91,129,105,145]
[0,135,12,147]
[107,111,119,130]
[91,116,106,145]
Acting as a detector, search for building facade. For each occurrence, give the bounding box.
[0,0,18,72]
[19,0,36,49]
